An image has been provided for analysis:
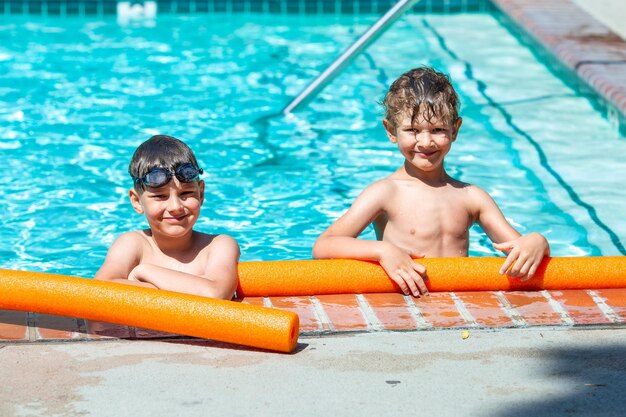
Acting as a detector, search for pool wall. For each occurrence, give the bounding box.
[0,0,491,16]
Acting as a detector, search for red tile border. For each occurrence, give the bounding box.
[502,291,563,326]
[268,297,321,332]
[592,288,626,322]
[33,313,82,340]
[240,297,265,307]
[363,293,417,330]
[2,288,626,344]
[84,320,132,339]
[414,292,467,328]
[454,292,514,327]
[315,294,368,331]
[133,328,180,339]
[549,290,612,325]
[0,310,29,341]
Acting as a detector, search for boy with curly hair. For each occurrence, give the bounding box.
[313,67,549,297]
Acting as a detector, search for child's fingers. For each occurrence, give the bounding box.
[415,276,428,296]
[507,253,529,277]
[411,263,429,295]
[397,269,420,297]
[499,251,518,275]
[390,274,410,296]
[517,257,543,281]
[493,241,514,252]
[412,261,427,277]
[407,269,428,296]
[411,252,426,259]
[524,261,540,281]
[384,267,412,296]
[509,257,531,278]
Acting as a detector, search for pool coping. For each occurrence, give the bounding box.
[490,0,626,132]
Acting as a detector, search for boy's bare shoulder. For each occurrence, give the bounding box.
[443,177,479,193]
[113,230,150,246]
[100,230,149,268]
[461,182,492,199]
[452,181,500,213]
[194,232,240,251]
[362,177,399,196]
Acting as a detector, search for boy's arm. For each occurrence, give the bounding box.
[94,232,158,289]
[473,187,550,280]
[129,235,240,300]
[313,181,428,296]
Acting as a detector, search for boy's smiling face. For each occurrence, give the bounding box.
[384,112,462,174]
[129,178,205,239]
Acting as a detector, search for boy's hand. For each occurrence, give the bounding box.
[378,242,429,297]
[493,232,550,281]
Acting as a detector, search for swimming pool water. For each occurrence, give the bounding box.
[1,11,624,277]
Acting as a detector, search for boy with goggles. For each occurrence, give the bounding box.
[95,135,240,300]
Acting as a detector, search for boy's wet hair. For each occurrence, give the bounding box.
[129,135,200,192]
[382,66,460,127]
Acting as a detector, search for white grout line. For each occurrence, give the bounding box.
[309,296,335,332]
[262,297,273,308]
[403,295,432,329]
[449,293,479,327]
[541,290,575,326]
[27,312,37,342]
[355,294,384,331]
[587,290,624,324]
[495,291,527,327]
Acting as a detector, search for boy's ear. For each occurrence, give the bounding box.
[382,119,397,143]
[198,180,205,205]
[451,117,463,141]
[128,189,144,214]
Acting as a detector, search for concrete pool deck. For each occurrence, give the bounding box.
[2,1,626,416]
[3,328,626,416]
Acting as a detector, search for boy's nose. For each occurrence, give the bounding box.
[415,131,433,146]
[167,194,184,213]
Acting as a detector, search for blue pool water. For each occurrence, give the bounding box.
[1,11,625,278]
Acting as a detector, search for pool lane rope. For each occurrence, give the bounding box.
[2,256,625,352]
[0,269,299,353]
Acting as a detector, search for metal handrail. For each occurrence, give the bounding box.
[281,0,422,115]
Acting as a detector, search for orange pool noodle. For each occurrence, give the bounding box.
[237,256,626,297]
[0,269,299,353]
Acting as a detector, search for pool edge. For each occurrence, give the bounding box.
[491,0,626,134]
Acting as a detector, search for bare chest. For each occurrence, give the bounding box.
[375,186,475,252]
[139,240,208,275]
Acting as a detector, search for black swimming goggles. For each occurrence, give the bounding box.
[133,163,203,188]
